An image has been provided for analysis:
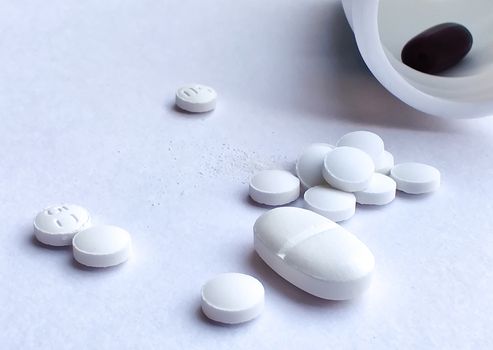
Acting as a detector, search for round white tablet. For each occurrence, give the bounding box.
[304,186,356,222]
[354,173,396,205]
[175,84,217,113]
[201,273,264,324]
[390,162,441,194]
[336,131,384,163]
[375,150,394,175]
[322,147,375,192]
[73,225,131,268]
[34,204,91,246]
[295,143,334,188]
[249,170,300,206]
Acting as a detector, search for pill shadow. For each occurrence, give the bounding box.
[395,191,437,201]
[247,251,353,310]
[29,233,71,251]
[70,258,128,273]
[168,103,215,118]
[243,193,305,210]
[195,305,258,329]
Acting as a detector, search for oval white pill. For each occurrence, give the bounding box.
[34,204,91,246]
[254,207,374,300]
[391,162,441,194]
[336,130,384,163]
[323,146,375,192]
[73,225,131,268]
[354,173,396,205]
[295,143,334,189]
[175,84,217,113]
[375,150,394,175]
[201,273,264,324]
[249,170,300,206]
[304,186,356,222]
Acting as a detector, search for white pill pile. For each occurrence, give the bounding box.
[33,204,131,268]
[175,84,217,113]
[201,273,264,324]
[246,130,440,301]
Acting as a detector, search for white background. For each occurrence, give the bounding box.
[0,0,492,349]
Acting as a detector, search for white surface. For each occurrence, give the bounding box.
[34,204,91,246]
[304,185,356,222]
[73,225,132,268]
[296,143,334,188]
[201,273,265,324]
[355,173,396,205]
[254,207,374,300]
[249,170,300,206]
[391,162,441,194]
[0,0,492,348]
[175,84,217,113]
[323,146,375,192]
[336,130,384,162]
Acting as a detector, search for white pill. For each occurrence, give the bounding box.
[249,170,300,206]
[304,186,356,222]
[254,207,374,300]
[34,204,91,246]
[175,84,217,113]
[354,173,396,205]
[73,225,131,268]
[390,162,441,194]
[336,130,384,163]
[296,143,334,189]
[323,146,375,192]
[201,273,264,324]
[375,150,394,175]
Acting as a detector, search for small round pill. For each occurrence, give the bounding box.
[201,273,264,324]
[375,150,394,175]
[73,225,131,268]
[175,84,217,113]
[323,147,375,192]
[336,131,384,163]
[391,162,441,194]
[296,143,334,189]
[354,173,396,205]
[249,170,300,206]
[34,204,91,246]
[304,186,356,222]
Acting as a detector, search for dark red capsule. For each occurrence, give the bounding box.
[401,23,473,74]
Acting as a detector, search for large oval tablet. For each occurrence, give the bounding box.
[249,170,300,206]
[391,162,440,194]
[323,147,375,192]
[73,225,131,268]
[336,131,384,163]
[201,273,264,324]
[304,186,356,222]
[254,207,374,300]
[34,204,91,246]
[295,143,334,189]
